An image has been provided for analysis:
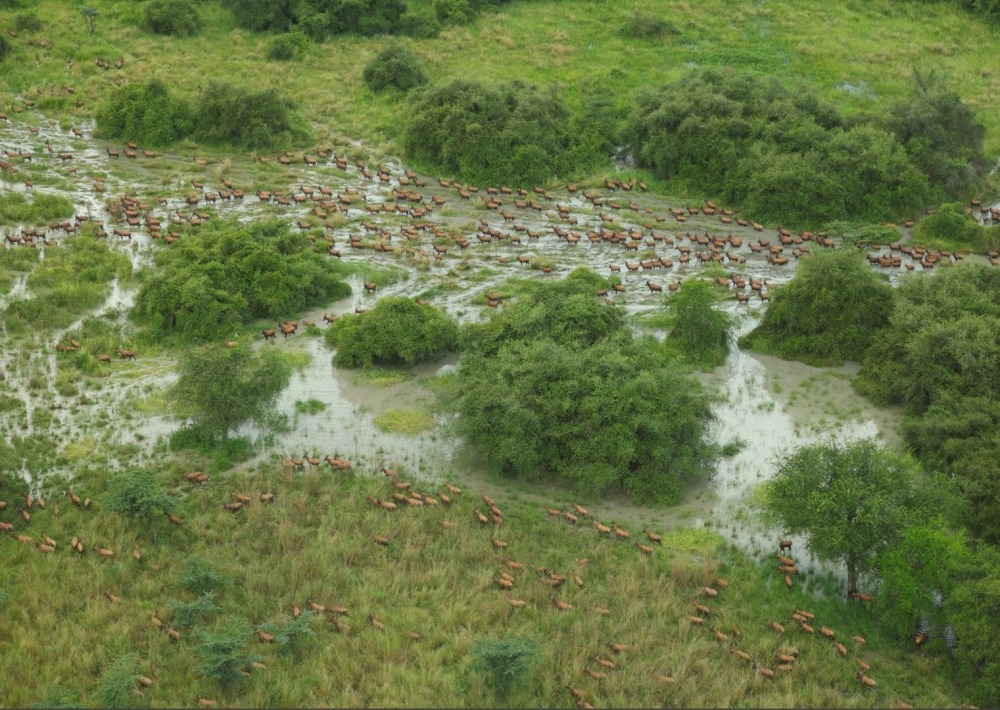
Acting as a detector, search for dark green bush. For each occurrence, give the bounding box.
[267,31,308,60]
[363,42,427,92]
[133,218,349,342]
[405,79,604,186]
[0,34,11,61]
[433,0,474,24]
[912,202,983,245]
[397,9,440,38]
[945,543,1000,708]
[621,10,676,39]
[193,81,305,150]
[740,248,894,365]
[222,0,404,36]
[14,12,42,31]
[469,637,540,699]
[96,79,193,146]
[326,297,458,368]
[222,0,295,32]
[142,0,200,36]
[665,279,731,369]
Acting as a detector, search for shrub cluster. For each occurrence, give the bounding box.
[0,34,11,61]
[97,80,305,150]
[363,42,427,92]
[739,248,894,365]
[142,0,201,37]
[14,12,42,31]
[267,31,308,60]
[222,0,405,37]
[622,69,986,226]
[454,269,717,503]
[133,218,349,342]
[326,297,458,368]
[664,279,731,369]
[404,79,608,187]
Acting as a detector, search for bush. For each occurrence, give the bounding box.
[469,637,540,699]
[0,35,11,62]
[142,0,200,36]
[94,654,143,709]
[196,622,258,689]
[912,202,982,245]
[665,279,731,369]
[193,81,305,150]
[267,31,308,60]
[326,297,458,368]
[104,468,180,543]
[134,218,347,341]
[945,543,1000,708]
[739,248,894,365]
[14,12,42,31]
[621,10,676,39]
[397,9,440,38]
[0,192,74,224]
[223,0,404,36]
[405,78,603,187]
[96,79,193,146]
[363,42,427,92]
[433,0,474,24]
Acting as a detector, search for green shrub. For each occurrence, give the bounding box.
[94,654,143,709]
[96,79,193,146]
[327,297,458,368]
[665,279,731,369]
[433,0,474,24]
[14,12,42,31]
[621,10,676,39]
[469,637,540,699]
[104,468,180,543]
[223,0,404,36]
[363,42,427,92]
[178,557,234,595]
[168,591,219,628]
[196,622,258,689]
[739,248,894,365]
[134,218,347,342]
[397,9,440,38]
[142,0,200,36]
[945,543,1000,708]
[267,31,308,60]
[193,81,305,150]
[912,202,982,245]
[0,193,74,224]
[0,34,9,62]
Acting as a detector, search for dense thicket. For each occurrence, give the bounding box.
[142,0,200,37]
[326,297,458,367]
[664,279,731,369]
[856,264,1000,541]
[133,219,349,342]
[622,69,959,226]
[222,0,406,37]
[404,79,610,186]
[455,270,716,503]
[96,79,193,147]
[739,248,894,365]
[363,42,427,92]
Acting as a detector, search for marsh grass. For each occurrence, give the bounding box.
[351,367,413,387]
[0,464,965,707]
[373,407,435,435]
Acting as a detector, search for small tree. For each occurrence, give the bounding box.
[81,7,99,35]
[760,439,923,597]
[142,0,201,37]
[171,344,292,443]
[94,653,144,709]
[363,42,427,93]
[665,279,731,369]
[257,612,318,655]
[196,622,258,689]
[469,637,540,700]
[104,468,180,544]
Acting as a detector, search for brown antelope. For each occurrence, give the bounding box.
[117,348,136,360]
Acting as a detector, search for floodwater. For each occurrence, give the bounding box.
[0,114,931,590]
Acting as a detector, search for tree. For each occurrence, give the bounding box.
[94,653,144,709]
[171,344,292,442]
[104,468,180,544]
[739,248,894,365]
[760,439,923,597]
[196,622,258,689]
[665,279,731,369]
[469,637,540,700]
[363,41,427,93]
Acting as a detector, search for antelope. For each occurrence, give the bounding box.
[635,542,654,555]
[857,671,877,688]
[643,527,662,544]
[779,538,792,554]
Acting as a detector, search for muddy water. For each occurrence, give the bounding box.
[0,115,915,588]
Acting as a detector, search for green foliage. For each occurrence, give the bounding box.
[267,31,308,60]
[621,10,676,39]
[469,637,540,699]
[874,519,970,641]
[405,79,606,186]
[168,591,219,628]
[433,0,474,24]
[889,69,988,197]
[171,344,292,442]
[0,192,74,224]
[945,543,1000,708]
[912,202,983,245]
[363,42,427,93]
[739,248,894,365]
[81,7,98,35]
[257,612,318,654]
[665,279,731,369]
[193,81,305,150]
[623,69,929,226]
[397,8,441,38]
[196,622,258,688]
[94,653,143,709]
[222,0,404,36]
[327,297,458,368]
[133,218,348,342]
[0,34,8,62]
[96,80,193,146]
[14,12,42,32]
[761,440,925,596]
[142,0,201,37]
[178,557,234,595]
[103,468,180,542]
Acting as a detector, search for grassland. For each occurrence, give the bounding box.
[0,463,964,708]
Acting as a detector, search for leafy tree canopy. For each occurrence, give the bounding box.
[665,279,731,369]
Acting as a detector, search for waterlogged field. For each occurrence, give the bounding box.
[0,117,971,706]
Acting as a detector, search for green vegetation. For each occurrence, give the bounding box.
[404,79,609,187]
[103,468,180,544]
[266,31,308,61]
[469,637,540,701]
[13,11,41,31]
[96,79,193,147]
[664,279,731,369]
[171,343,292,444]
[740,249,894,365]
[134,218,348,342]
[912,201,984,245]
[455,272,716,503]
[142,0,200,37]
[196,622,258,689]
[856,263,1000,542]
[94,653,144,709]
[624,69,932,226]
[0,192,74,224]
[363,41,427,93]
[760,439,927,596]
[326,297,458,368]
[221,0,405,37]
[0,33,9,61]
[373,408,435,435]
[945,543,1000,708]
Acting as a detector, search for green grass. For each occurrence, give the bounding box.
[0,192,75,224]
[373,407,435,435]
[351,367,414,387]
[0,465,966,707]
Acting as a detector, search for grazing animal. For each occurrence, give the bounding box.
[779,538,792,554]
[262,329,276,340]
[117,348,136,360]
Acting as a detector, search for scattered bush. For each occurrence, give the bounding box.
[621,10,676,39]
[14,12,42,31]
[267,31,308,60]
[912,202,983,245]
[96,79,193,146]
[94,654,143,709]
[665,279,731,369]
[222,0,405,36]
[397,8,440,37]
[363,42,427,92]
[196,622,258,688]
[740,248,894,365]
[0,192,74,224]
[0,34,9,62]
[134,218,348,341]
[326,297,458,368]
[104,468,180,543]
[469,637,540,699]
[168,591,220,628]
[433,0,474,24]
[193,81,305,150]
[142,0,200,37]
